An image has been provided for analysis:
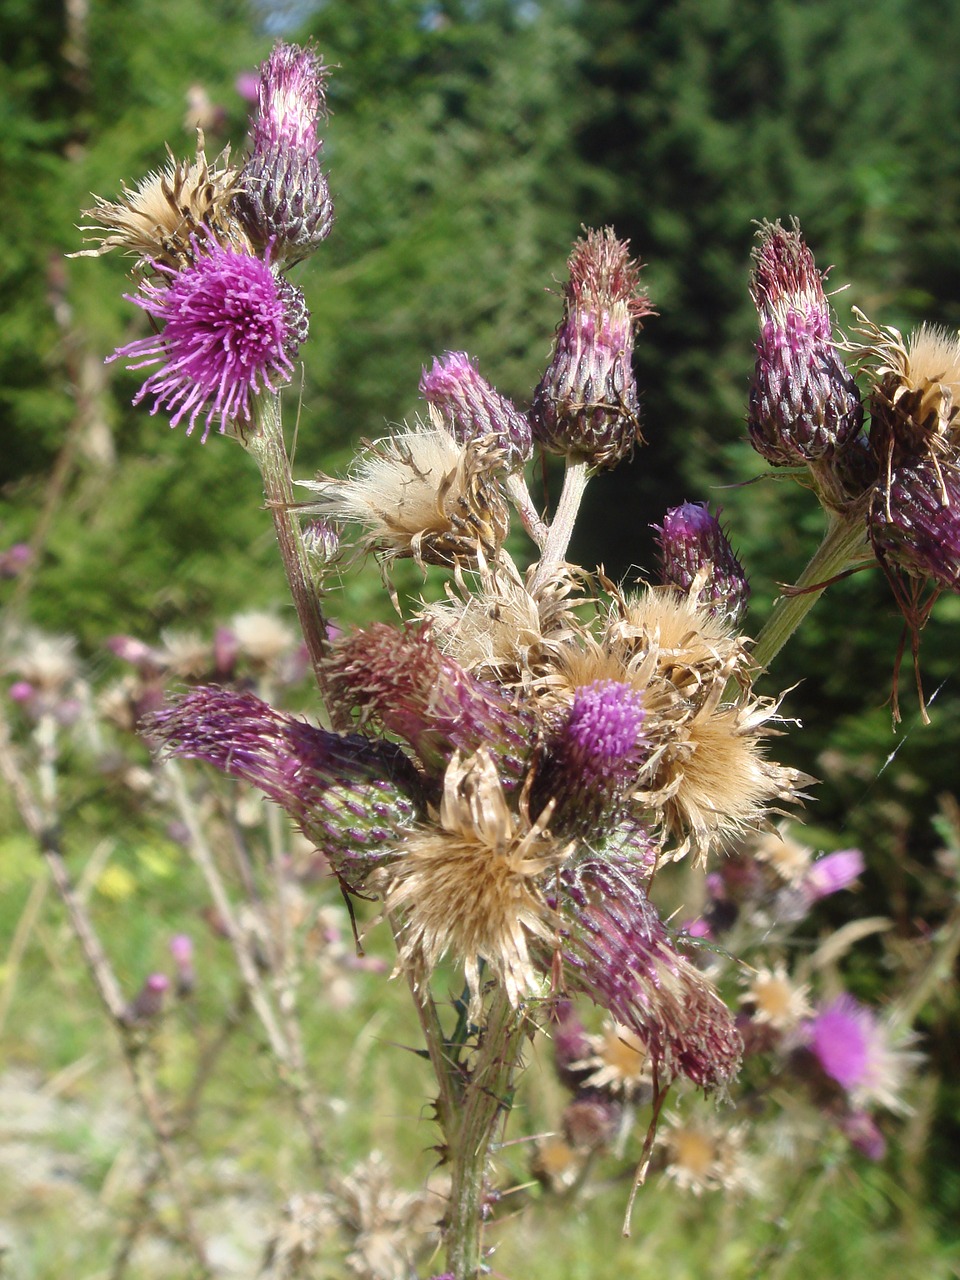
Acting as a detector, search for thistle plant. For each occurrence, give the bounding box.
[63,39,959,1280]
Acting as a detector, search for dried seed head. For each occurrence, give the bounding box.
[532,227,653,469]
[75,138,248,271]
[300,420,510,570]
[747,220,862,466]
[385,750,572,1014]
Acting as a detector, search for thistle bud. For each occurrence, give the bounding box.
[532,228,653,469]
[147,686,423,892]
[655,502,750,627]
[238,42,334,264]
[747,221,862,466]
[868,457,960,591]
[124,973,169,1024]
[420,351,532,471]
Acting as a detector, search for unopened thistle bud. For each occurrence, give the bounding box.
[747,220,862,466]
[532,227,653,469]
[124,973,169,1024]
[147,686,423,891]
[420,351,532,472]
[110,241,302,441]
[655,502,751,627]
[868,456,960,591]
[238,42,333,264]
[556,856,742,1089]
[326,622,534,785]
[532,679,647,837]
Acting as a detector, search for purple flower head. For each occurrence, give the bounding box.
[808,996,869,1090]
[532,227,654,469]
[420,351,532,471]
[326,622,535,787]
[802,848,865,903]
[747,220,863,466]
[111,243,298,441]
[147,686,424,892]
[554,855,742,1090]
[0,543,32,579]
[804,993,920,1115]
[239,42,333,262]
[534,680,647,837]
[655,502,751,627]
[551,1000,594,1090]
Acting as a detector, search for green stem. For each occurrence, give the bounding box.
[751,503,870,672]
[247,395,336,714]
[445,989,527,1279]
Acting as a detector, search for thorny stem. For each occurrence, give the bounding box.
[751,503,870,672]
[529,458,590,593]
[247,394,344,725]
[445,987,528,1280]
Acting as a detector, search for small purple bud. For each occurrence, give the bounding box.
[533,679,646,837]
[169,934,196,996]
[532,228,654,469]
[747,221,863,466]
[302,518,341,566]
[420,351,532,471]
[839,1109,886,1161]
[124,973,169,1024]
[9,680,35,705]
[0,543,32,578]
[213,626,239,678]
[106,635,161,670]
[802,848,865,903]
[655,502,750,626]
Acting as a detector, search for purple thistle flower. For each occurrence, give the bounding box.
[326,623,535,786]
[747,220,863,467]
[554,856,742,1090]
[551,1000,594,1090]
[802,848,865,903]
[238,41,333,262]
[655,502,751,627]
[839,1109,887,1161]
[531,227,654,469]
[111,243,299,441]
[420,351,532,471]
[146,686,424,892]
[533,679,647,837]
[868,457,960,592]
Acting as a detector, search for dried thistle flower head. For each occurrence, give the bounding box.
[532,227,653,469]
[747,219,862,466]
[739,961,812,1032]
[659,1110,757,1196]
[75,137,248,270]
[575,1019,652,1099]
[854,315,960,464]
[300,420,510,570]
[384,750,572,1013]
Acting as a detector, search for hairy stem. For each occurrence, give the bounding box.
[445,988,528,1279]
[751,503,870,672]
[529,459,590,592]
